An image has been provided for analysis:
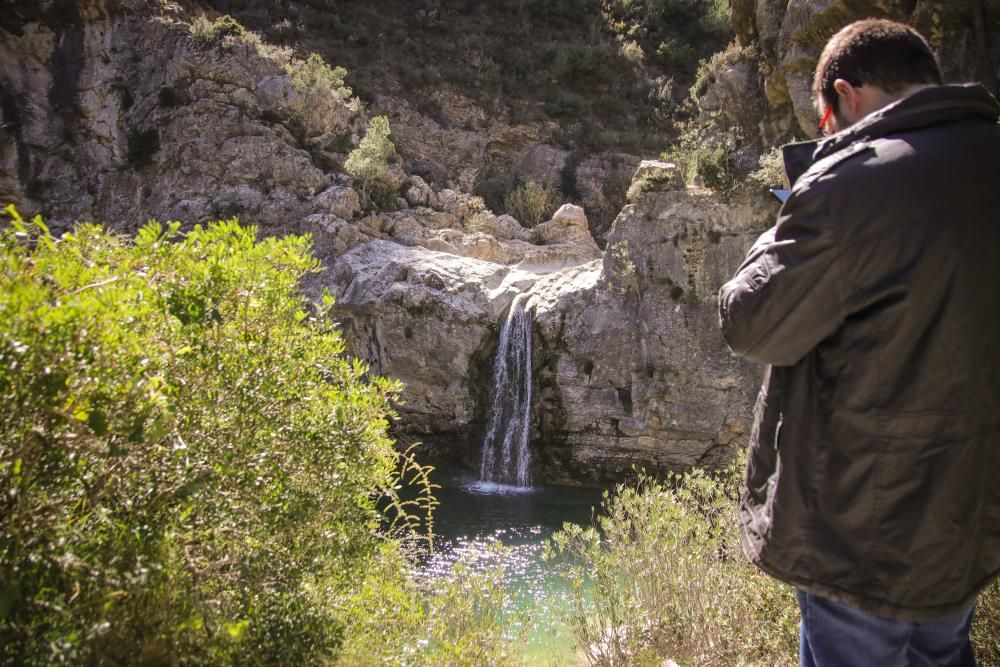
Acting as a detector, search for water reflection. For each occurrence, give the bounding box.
[414,465,605,659]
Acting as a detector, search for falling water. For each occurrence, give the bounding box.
[479,293,534,487]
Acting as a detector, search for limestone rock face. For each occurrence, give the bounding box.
[0,3,355,234]
[735,0,1000,137]
[377,91,643,248]
[574,152,642,245]
[531,173,771,484]
[304,157,771,484]
[312,185,361,220]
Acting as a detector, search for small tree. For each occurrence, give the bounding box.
[345,116,396,209]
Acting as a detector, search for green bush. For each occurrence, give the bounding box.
[601,0,731,75]
[748,146,787,190]
[0,207,431,664]
[288,53,352,102]
[661,127,736,192]
[546,453,800,666]
[691,145,734,191]
[503,180,563,227]
[189,14,246,43]
[549,447,1000,665]
[345,116,398,210]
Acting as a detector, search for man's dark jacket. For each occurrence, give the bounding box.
[719,84,1000,622]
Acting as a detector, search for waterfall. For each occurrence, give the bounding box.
[479,293,533,487]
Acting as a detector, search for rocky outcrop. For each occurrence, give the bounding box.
[0,1,775,485]
[375,92,643,245]
[531,173,773,484]
[18,0,997,486]
[302,214,603,467]
[308,159,773,484]
[0,2,363,234]
[728,0,1000,139]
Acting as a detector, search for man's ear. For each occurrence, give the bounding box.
[833,78,862,118]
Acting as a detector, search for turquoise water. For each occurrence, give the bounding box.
[416,466,605,664]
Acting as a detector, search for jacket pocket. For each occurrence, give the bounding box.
[744,258,771,290]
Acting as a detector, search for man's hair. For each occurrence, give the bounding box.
[814,19,942,112]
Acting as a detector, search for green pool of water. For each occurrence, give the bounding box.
[414,466,605,665]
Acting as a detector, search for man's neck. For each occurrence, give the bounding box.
[861,82,937,119]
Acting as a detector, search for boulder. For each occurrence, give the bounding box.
[302,213,366,255]
[403,175,436,207]
[311,185,361,220]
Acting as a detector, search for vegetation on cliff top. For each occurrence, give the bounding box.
[204,0,732,152]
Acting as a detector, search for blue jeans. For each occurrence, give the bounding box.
[797,589,976,667]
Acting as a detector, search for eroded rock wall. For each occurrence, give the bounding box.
[730,0,1000,139]
[532,166,773,484]
[0,2,363,235]
[310,165,775,485]
[14,1,996,485]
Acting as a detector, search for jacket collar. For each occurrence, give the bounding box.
[780,83,999,186]
[813,83,999,161]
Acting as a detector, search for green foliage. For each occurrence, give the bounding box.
[546,452,800,666]
[602,0,731,75]
[690,42,758,108]
[626,165,679,201]
[0,206,438,664]
[972,577,1000,665]
[206,0,712,153]
[189,14,247,43]
[337,543,520,666]
[288,53,352,101]
[345,116,397,210]
[749,146,787,190]
[690,145,735,191]
[503,180,563,227]
[661,127,736,192]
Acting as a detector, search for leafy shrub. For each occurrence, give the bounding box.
[189,14,246,43]
[690,42,757,105]
[625,165,679,201]
[748,146,787,190]
[546,452,800,666]
[345,116,398,210]
[601,0,732,76]
[661,127,736,192]
[691,145,734,191]
[503,180,563,227]
[619,40,646,66]
[288,53,352,102]
[0,206,434,664]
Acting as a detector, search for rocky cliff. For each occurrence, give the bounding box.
[306,168,771,485]
[3,1,998,485]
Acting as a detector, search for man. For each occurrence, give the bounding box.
[718,19,1000,666]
